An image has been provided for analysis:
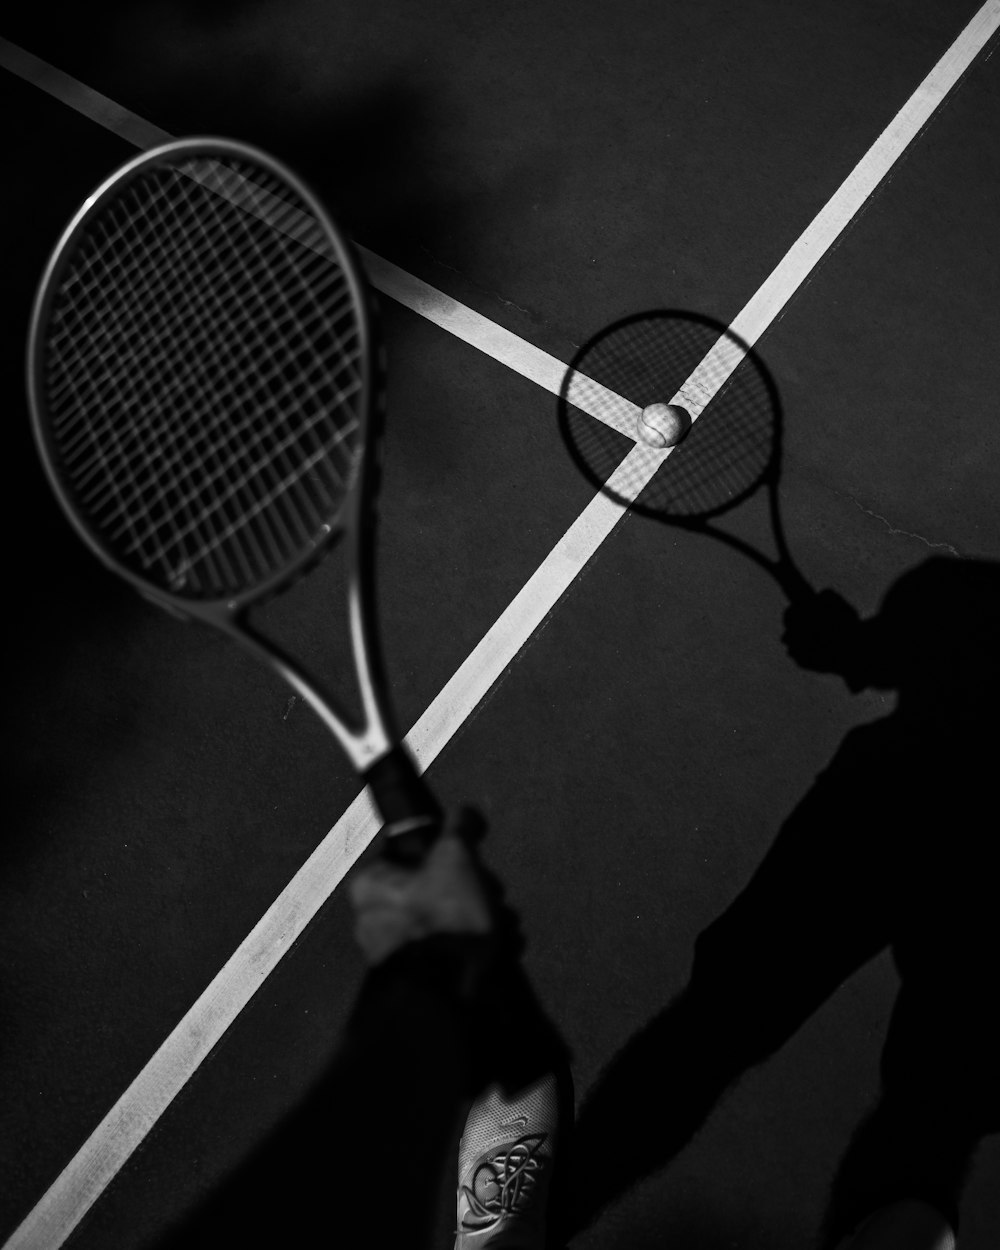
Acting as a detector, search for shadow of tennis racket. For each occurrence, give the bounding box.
[557,309,811,602]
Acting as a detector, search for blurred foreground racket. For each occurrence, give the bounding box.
[558,310,811,601]
[28,138,440,863]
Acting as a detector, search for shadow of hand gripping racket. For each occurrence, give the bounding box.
[558,309,812,602]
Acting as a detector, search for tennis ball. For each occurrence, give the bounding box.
[637,403,691,448]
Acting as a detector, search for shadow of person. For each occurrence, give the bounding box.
[564,556,1000,1247]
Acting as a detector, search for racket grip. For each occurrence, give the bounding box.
[365,744,443,865]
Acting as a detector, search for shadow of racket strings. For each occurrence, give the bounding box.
[557,309,811,602]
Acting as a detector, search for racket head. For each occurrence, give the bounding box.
[557,310,783,523]
[27,137,381,623]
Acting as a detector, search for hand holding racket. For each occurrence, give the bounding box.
[558,310,812,602]
[349,807,495,966]
[28,138,439,865]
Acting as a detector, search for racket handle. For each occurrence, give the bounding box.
[365,744,443,865]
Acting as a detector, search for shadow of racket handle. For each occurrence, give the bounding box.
[776,560,814,604]
[365,744,443,866]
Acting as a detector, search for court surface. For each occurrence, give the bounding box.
[2,2,1000,1246]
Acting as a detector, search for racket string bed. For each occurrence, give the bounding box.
[46,175,292,585]
[642,365,773,514]
[42,156,367,598]
[73,169,356,569]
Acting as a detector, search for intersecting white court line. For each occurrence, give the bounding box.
[2,5,999,1245]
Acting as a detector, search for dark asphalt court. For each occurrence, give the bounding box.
[2,1,999,1246]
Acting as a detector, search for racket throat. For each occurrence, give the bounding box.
[225,618,392,771]
[347,578,392,753]
[225,617,441,846]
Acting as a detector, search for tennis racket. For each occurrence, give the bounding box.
[558,310,812,602]
[27,137,440,864]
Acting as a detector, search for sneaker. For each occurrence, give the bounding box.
[454,1072,560,1248]
[838,1200,957,1250]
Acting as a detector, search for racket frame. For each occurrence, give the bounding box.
[27,138,436,838]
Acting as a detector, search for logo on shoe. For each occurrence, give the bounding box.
[498,1115,528,1131]
[458,1132,550,1233]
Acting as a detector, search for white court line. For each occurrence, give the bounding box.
[4,6,999,1246]
[361,244,649,439]
[0,39,173,149]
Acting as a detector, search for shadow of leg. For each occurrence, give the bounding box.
[563,983,752,1236]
